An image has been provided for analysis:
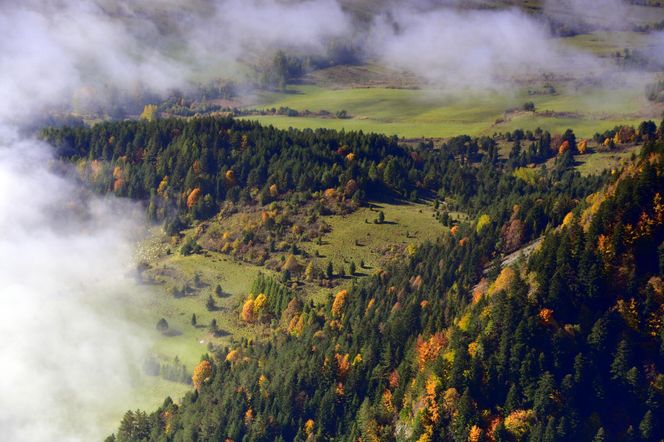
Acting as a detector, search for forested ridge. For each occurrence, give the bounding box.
[44,117,664,441]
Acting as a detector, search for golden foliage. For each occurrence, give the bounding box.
[225,169,236,186]
[476,214,491,233]
[558,140,570,156]
[352,353,363,365]
[288,314,306,337]
[323,188,337,199]
[420,374,441,439]
[597,234,614,262]
[468,341,479,358]
[345,152,356,162]
[489,267,517,295]
[331,290,349,317]
[226,349,239,362]
[244,408,254,426]
[562,212,574,227]
[382,389,395,414]
[269,183,278,197]
[577,139,588,154]
[253,293,267,316]
[468,425,483,442]
[416,332,447,371]
[504,409,536,439]
[407,243,418,257]
[241,296,256,323]
[335,353,350,380]
[450,225,460,236]
[365,298,376,315]
[157,176,169,196]
[616,298,639,330]
[304,419,315,436]
[192,360,212,391]
[335,382,345,396]
[538,308,555,326]
[140,104,159,121]
[472,278,489,304]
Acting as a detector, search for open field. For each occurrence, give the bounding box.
[575,144,641,176]
[240,80,661,139]
[299,200,449,301]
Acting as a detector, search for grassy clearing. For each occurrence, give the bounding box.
[299,200,448,301]
[240,82,659,139]
[132,233,266,369]
[575,145,641,176]
[102,231,266,427]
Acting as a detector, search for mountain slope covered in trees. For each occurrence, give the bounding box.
[45,117,664,441]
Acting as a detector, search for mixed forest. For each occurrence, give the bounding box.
[42,115,664,441]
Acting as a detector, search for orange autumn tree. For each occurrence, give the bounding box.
[187,188,201,209]
[241,296,256,322]
[415,332,447,371]
[192,360,212,391]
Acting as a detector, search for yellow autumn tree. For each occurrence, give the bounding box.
[489,267,517,295]
[476,214,491,233]
[253,293,267,317]
[304,419,315,437]
[140,104,159,121]
[504,409,536,439]
[225,349,239,363]
[157,176,169,196]
[331,290,348,317]
[468,425,483,442]
[192,360,212,390]
[335,353,350,380]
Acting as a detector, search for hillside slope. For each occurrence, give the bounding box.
[101,120,663,441]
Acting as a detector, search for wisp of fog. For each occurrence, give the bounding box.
[0,128,147,440]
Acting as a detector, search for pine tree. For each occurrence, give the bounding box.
[592,427,605,442]
[206,295,216,311]
[191,313,197,326]
[639,410,654,441]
